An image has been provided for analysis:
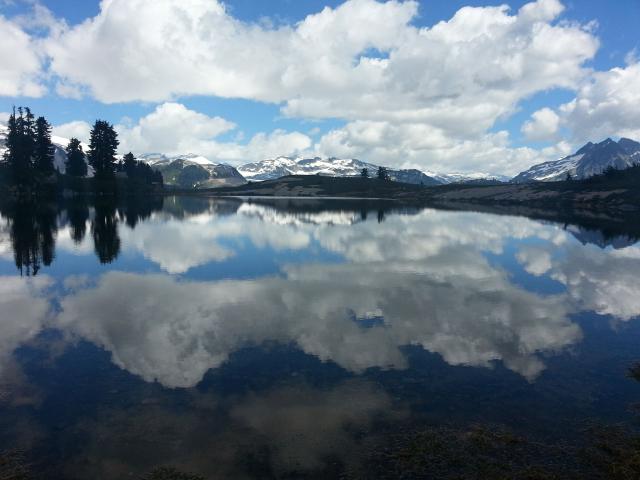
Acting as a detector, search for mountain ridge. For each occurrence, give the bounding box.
[238,155,445,186]
[513,137,640,183]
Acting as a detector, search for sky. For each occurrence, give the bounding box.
[0,0,639,176]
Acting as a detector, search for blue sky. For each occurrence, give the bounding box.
[1,0,639,175]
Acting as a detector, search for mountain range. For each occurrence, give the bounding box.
[2,124,639,187]
[513,137,640,183]
[238,156,442,185]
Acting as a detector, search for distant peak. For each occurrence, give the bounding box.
[575,142,595,155]
[618,137,640,146]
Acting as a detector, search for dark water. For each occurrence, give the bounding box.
[1,196,640,478]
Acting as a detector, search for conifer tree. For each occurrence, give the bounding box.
[3,107,36,185]
[88,120,119,180]
[34,116,55,176]
[377,166,389,181]
[65,138,88,177]
[123,152,136,178]
[361,167,369,178]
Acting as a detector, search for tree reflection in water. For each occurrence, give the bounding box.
[4,202,57,276]
[0,196,165,272]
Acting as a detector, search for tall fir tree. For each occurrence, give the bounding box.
[34,116,55,176]
[88,120,119,180]
[3,107,36,186]
[123,152,136,178]
[65,138,88,177]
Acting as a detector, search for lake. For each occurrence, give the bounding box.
[1,195,640,479]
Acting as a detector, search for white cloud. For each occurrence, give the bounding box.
[559,62,640,142]
[49,103,311,164]
[115,102,311,163]
[16,0,640,174]
[315,124,546,176]
[522,107,561,141]
[116,102,235,154]
[45,0,595,128]
[0,15,46,96]
[40,0,601,173]
[45,0,418,105]
[52,120,92,144]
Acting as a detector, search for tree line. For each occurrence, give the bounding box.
[2,106,162,192]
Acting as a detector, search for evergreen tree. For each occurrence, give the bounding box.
[565,172,573,182]
[360,167,369,178]
[123,152,136,178]
[65,138,88,177]
[377,166,389,181]
[3,107,36,185]
[88,120,119,180]
[34,116,55,176]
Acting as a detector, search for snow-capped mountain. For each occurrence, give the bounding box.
[138,152,215,167]
[139,153,246,188]
[513,138,640,183]
[426,171,511,184]
[238,156,441,185]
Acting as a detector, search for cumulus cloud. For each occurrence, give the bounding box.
[45,0,596,124]
[10,0,640,174]
[52,120,92,144]
[116,102,235,154]
[0,15,46,96]
[522,107,561,141]
[49,103,312,163]
[115,102,311,162]
[559,62,640,142]
[315,124,549,175]
[38,0,602,173]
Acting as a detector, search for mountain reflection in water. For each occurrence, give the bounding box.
[0,196,640,479]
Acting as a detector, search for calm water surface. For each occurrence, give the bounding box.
[1,196,640,478]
